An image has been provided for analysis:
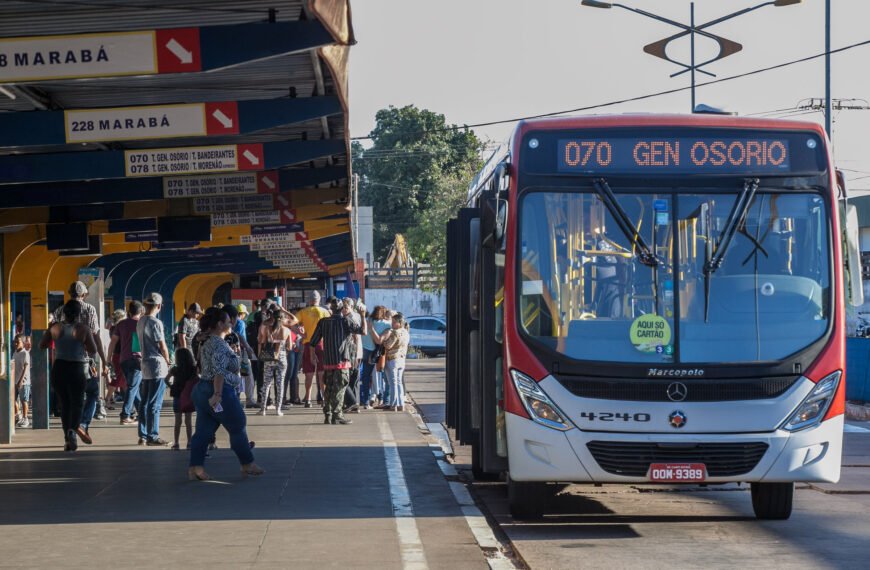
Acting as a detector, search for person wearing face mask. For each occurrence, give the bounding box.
[188,307,263,481]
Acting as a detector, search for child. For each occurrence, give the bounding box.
[167,347,197,451]
[13,334,31,428]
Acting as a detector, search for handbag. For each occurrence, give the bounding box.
[258,342,278,362]
[368,344,384,365]
[179,376,199,414]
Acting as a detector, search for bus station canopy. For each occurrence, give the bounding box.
[0,0,356,303]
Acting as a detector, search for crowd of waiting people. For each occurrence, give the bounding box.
[25,281,411,481]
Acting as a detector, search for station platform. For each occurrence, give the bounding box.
[0,361,496,570]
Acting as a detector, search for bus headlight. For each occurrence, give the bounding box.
[781,371,841,432]
[510,369,574,431]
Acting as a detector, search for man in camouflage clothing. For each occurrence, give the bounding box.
[308,297,367,425]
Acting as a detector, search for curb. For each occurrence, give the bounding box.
[406,392,521,569]
[846,402,870,421]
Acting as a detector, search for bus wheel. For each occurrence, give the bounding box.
[508,476,548,520]
[472,444,500,481]
[751,482,793,520]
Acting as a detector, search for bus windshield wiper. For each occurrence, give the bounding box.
[592,178,658,267]
[703,178,760,321]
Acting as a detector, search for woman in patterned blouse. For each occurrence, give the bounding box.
[188,307,264,481]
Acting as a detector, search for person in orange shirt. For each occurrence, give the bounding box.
[296,291,330,407]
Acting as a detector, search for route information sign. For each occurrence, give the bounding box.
[125,143,263,178]
[0,28,201,82]
[212,211,281,226]
[66,101,239,143]
[247,241,305,251]
[193,194,274,214]
[241,233,306,245]
[163,170,280,199]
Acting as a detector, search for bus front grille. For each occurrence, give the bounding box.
[586,441,769,477]
[558,377,798,402]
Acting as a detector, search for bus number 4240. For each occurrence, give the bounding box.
[579,412,651,422]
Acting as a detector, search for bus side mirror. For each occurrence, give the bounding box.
[844,202,864,307]
[482,197,508,249]
[481,162,510,249]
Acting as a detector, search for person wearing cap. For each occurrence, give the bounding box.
[177,303,203,350]
[297,290,330,408]
[53,281,110,439]
[136,292,172,446]
[233,304,257,407]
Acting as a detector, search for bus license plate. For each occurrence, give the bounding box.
[648,463,706,482]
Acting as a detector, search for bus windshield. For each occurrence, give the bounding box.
[518,187,830,364]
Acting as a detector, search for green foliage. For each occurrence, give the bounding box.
[354,105,483,263]
[405,170,476,289]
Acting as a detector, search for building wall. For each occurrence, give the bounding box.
[365,288,445,317]
[357,206,374,267]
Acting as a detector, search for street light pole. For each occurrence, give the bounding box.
[690,2,696,111]
[582,0,803,112]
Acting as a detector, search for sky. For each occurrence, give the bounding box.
[348,0,870,192]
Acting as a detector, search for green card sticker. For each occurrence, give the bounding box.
[629,314,672,353]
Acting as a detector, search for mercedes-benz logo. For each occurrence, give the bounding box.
[666,382,688,402]
[668,410,687,429]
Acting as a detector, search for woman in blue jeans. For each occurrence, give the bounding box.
[379,313,410,412]
[360,306,391,407]
[188,307,264,481]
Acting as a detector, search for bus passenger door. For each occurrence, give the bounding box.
[476,195,509,478]
[445,208,480,448]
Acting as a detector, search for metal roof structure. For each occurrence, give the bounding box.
[0,0,356,328]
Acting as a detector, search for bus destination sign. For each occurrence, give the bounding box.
[557,137,794,175]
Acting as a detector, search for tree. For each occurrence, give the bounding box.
[354,105,483,261]
[405,169,476,287]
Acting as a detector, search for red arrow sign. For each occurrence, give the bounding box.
[257,171,280,194]
[205,101,240,135]
[238,143,264,171]
[279,209,297,224]
[155,28,202,73]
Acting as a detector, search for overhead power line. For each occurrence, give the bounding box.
[351,38,870,141]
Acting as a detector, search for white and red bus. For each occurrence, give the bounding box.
[446,114,863,520]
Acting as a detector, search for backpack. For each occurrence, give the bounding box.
[245,320,259,350]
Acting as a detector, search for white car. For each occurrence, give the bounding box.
[406,315,447,356]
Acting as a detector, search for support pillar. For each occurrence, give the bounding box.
[30,330,50,430]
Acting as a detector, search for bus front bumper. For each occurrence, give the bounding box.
[506,412,843,484]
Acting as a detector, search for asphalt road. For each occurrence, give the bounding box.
[406,357,870,570]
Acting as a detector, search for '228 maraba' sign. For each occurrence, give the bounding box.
[0,28,201,82]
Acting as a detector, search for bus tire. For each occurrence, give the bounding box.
[472,443,500,481]
[508,476,548,520]
[751,482,793,520]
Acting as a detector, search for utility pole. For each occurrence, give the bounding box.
[825,0,832,138]
[352,173,360,259]
[797,98,870,157]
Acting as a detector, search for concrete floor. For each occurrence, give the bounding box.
[0,384,491,570]
[10,359,869,569]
